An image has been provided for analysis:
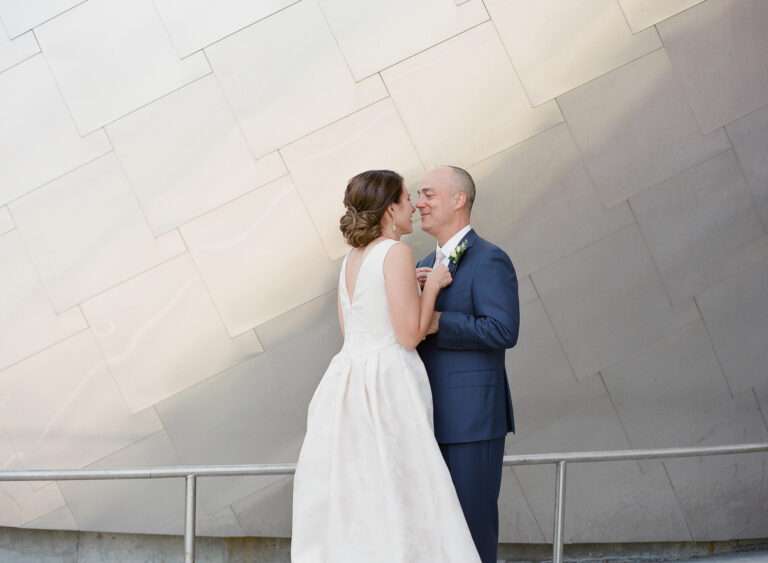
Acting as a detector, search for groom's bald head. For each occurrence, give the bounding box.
[416,165,476,243]
[426,165,475,214]
[445,166,476,212]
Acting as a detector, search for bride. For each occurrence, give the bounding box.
[291,170,481,562]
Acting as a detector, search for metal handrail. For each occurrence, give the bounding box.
[1,442,766,563]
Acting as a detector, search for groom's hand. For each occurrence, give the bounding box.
[416,267,431,289]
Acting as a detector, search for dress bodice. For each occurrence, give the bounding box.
[339,239,400,357]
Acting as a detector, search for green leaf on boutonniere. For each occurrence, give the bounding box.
[449,240,468,268]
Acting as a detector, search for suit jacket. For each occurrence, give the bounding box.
[416,229,519,444]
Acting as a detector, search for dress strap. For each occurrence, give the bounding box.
[369,238,400,268]
[339,250,351,295]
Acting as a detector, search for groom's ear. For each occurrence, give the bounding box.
[453,190,468,211]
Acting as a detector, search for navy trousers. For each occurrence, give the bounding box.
[439,437,506,563]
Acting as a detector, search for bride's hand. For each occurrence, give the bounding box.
[415,267,431,289]
[425,263,452,291]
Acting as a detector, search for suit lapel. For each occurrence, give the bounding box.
[447,228,477,275]
[420,229,478,271]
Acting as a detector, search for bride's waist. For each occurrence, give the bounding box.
[339,333,401,359]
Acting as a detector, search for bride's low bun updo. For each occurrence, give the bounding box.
[339,205,380,248]
[340,170,404,248]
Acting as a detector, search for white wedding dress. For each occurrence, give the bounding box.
[291,238,481,563]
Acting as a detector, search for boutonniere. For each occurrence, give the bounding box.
[448,240,468,268]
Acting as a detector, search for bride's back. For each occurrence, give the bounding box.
[339,239,400,355]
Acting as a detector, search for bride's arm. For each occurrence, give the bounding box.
[384,242,450,349]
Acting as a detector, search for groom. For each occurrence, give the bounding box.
[415,166,519,563]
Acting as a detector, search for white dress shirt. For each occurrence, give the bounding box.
[434,225,472,267]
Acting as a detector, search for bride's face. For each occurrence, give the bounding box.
[391,186,415,235]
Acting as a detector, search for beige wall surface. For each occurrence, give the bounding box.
[0,0,766,542]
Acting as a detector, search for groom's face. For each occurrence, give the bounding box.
[416,168,456,236]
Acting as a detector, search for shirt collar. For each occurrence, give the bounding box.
[436,225,472,261]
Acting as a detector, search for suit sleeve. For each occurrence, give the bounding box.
[434,247,519,351]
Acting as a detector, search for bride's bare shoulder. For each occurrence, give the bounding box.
[384,240,412,260]
[383,241,414,276]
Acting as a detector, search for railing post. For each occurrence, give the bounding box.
[185,474,197,563]
[552,460,566,563]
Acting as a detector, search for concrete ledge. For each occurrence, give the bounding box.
[1,527,766,562]
[499,539,768,562]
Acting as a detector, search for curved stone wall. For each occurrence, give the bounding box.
[0,0,766,541]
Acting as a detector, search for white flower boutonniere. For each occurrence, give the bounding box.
[449,240,468,268]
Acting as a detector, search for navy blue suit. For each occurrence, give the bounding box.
[417,228,519,563]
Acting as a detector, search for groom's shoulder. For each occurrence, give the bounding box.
[473,233,507,258]
[472,234,515,269]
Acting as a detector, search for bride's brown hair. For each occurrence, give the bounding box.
[339,170,404,248]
